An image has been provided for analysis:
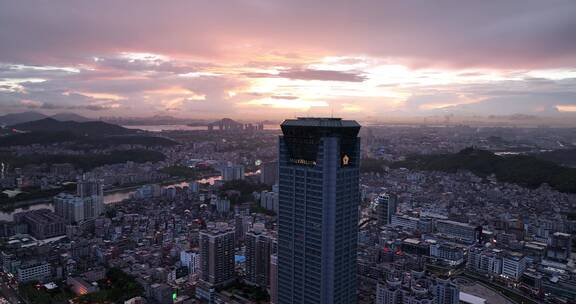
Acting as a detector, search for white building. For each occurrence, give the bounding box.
[436,220,478,243]
[391,215,419,231]
[180,250,201,274]
[376,278,403,304]
[502,253,527,280]
[467,246,503,276]
[17,262,51,283]
[54,193,104,224]
[430,243,464,265]
[431,278,460,304]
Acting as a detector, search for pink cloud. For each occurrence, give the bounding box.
[1,0,576,119]
[0,0,575,68]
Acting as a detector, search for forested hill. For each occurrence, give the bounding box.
[393,147,576,193]
[1,118,177,147]
[11,118,134,136]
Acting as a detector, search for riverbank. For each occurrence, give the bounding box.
[0,181,181,212]
[0,196,52,212]
[0,172,221,215]
[102,178,188,195]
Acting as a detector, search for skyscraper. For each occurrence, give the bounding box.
[199,223,236,287]
[376,193,396,226]
[277,118,361,304]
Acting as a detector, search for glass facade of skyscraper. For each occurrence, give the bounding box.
[277,118,360,304]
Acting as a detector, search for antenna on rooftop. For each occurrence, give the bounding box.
[330,101,334,118]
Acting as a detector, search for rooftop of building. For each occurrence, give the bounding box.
[19,261,49,269]
[403,238,422,245]
[437,219,475,228]
[281,117,360,128]
[16,209,64,222]
[553,232,571,237]
[200,222,234,235]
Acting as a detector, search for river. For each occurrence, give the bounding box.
[0,175,223,221]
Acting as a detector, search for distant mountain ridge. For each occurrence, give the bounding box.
[50,112,94,122]
[11,118,134,137]
[0,112,48,125]
[0,111,93,125]
[1,118,178,147]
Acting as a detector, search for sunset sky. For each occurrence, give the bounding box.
[1,0,576,120]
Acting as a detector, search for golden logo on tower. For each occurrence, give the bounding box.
[342,154,350,166]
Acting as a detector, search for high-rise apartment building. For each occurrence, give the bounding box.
[260,190,279,213]
[54,193,86,223]
[55,176,104,224]
[180,250,201,274]
[77,176,104,198]
[260,161,278,185]
[376,193,396,226]
[245,226,276,287]
[277,118,361,304]
[222,164,245,181]
[54,193,104,224]
[199,223,236,287]
[270,254,278,304]
[234,215,252,246]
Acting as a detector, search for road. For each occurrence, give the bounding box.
[0,282,21,304]
[0,273,23,304]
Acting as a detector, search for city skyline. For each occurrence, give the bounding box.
[1,1,576,120]
[0,114,574,303]
[0,2,575,303]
